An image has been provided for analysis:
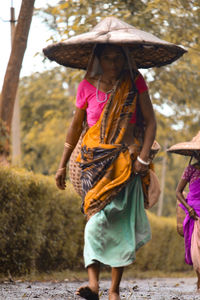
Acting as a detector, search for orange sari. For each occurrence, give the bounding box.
[77,71,150,218]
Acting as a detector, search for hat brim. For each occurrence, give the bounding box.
[167,149,200,156]
[43,41,186,70]
[167,142,200,156]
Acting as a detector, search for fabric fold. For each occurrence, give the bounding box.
[84,176,151,267]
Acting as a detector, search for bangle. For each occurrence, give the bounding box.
[137,156,150,166]
[64,142,74,150]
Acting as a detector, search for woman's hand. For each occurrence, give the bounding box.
[188,207,198,220]
[55,168,66,190]
[55,107,86,191]
[133,159,148,176]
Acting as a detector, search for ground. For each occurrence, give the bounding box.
[0,278,199,300]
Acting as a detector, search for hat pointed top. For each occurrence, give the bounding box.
[191,131,200,143]
[93,16,133,31]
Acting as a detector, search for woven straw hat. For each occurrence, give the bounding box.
[43,17,187,70]
[167,131,200,156]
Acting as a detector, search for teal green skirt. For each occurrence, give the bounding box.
[84,175,151,268]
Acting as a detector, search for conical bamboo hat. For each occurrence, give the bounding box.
[167,131,200,156]
[43,17,187,70]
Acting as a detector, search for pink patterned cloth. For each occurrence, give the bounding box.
[76,73,148,127]
[180,171,200,265]
[182,164,200,185]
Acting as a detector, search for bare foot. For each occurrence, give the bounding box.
[75,285,99,300]
[197,280,200,291]
[109,291,120,300]
[196,271,200,292]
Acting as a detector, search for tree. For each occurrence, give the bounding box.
[0,0,35,164]
[152,112,190,216]
[19,68,76,175]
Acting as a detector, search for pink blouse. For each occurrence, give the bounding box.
[76,73,148,127]
[182,164,200,185]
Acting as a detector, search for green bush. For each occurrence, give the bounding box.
[0,167,84,275]
[134,212,191,272]
[0,167,191,276]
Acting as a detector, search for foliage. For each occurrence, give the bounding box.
[0,167,190,275]
[153,154,189,216]
[151,113,191,216]
[0,166,84,275]
[19,68,82,175]
[135,211,191,272]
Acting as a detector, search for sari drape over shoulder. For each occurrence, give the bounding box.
[77,71,150,219]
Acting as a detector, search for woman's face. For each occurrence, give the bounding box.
[99,45,125,78]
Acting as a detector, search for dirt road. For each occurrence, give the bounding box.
[0,278,199,299]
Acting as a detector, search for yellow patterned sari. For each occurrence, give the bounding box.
[77,71,150,219]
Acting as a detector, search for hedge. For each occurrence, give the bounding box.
[134,213,191,272]
[0,167,85,275]
[0,167,191,275]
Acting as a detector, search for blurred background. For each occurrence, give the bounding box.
[0,0,199,277]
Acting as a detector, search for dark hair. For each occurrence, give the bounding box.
[94,43,126,59]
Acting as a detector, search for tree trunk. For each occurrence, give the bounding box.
[12,92,21,165]
[0,0,35,163]
[157,140,168,216]
[11,6,21,166]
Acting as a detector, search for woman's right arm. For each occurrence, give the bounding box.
[176,178,198,220]
[55,107,86,190]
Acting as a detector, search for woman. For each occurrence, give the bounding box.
[176,151,200,291]
[55,43,156,300]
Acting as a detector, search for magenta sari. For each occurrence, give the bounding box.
[180,178,200,265]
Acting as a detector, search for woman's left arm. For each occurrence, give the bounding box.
[134,91,157,174]
[176,178,198,220]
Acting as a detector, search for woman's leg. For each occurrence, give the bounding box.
[196,270,200,290]
[76,263,100,299]
[109,267,124,300]
[87,263,100,292]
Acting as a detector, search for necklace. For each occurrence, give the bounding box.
[96,76,114,103]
